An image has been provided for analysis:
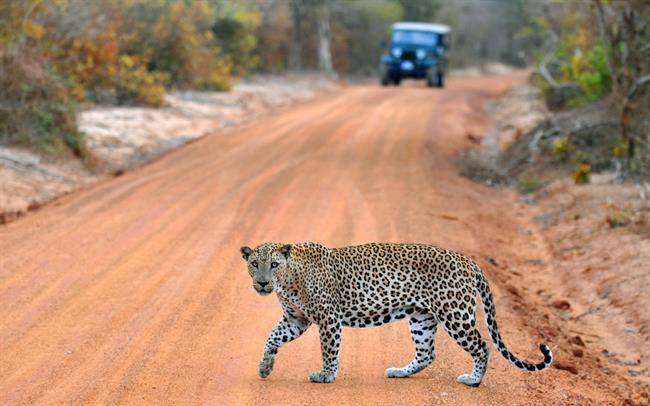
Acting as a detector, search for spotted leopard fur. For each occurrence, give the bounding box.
[240,242,553,386]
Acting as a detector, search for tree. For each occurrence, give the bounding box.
[289,0,304,70]
[314,0,334,74]
[595,0,650,170]
[394,0,440,22]
[332,0,403,74]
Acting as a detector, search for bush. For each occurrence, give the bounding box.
[611,140,628,158]
[212,9,261,76]
[115,55,168,106]
[537,20,612,110]
[573,163,591,184]
[552,136,570,159]
[0,0,260,156]
[606,209,631,228]
[0,48,83,156]
[125,0,239,91]
[565,46,611,108]
[577,46,610,98]
[193,59,233,91]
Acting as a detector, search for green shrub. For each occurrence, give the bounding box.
[575,46,610,99]
[535,17,612,110]
[558,45,611,109]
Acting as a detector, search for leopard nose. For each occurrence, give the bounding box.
[258,281,269,288]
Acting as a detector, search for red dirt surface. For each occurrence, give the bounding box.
[530,173,650,391]
[0,73,646,405]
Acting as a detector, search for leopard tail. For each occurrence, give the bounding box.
[472,263,553,371]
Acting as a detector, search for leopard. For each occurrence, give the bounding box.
[239,242,553,387]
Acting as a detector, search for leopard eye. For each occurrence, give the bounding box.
[270,261,279,268]
[251,260,258,268]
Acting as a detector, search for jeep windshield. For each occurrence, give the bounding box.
[391,30,438,47]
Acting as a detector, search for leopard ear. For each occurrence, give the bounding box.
[279,244,292,259]
[240,246,253,260]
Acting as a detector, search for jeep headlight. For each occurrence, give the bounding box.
[391,47,402,58]
[416,49,426,60]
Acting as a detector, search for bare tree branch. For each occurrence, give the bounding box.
[627,74,650,101]
[538,53,559,88]
[641,43,650,54]
[537,31,560,88]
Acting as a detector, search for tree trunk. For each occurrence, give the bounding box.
[315,2,333,74]
[622,75,650,160]
[289,0,303,71]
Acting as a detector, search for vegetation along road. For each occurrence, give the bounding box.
[0,74,642,404]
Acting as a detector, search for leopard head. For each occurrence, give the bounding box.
[240,243,291,296]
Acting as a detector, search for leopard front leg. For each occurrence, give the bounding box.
[259,316,311,379]
[386,311,438,378]
[309,315,342,383]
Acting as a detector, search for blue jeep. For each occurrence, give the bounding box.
[380,22,450,88]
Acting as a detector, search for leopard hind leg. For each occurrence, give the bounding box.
[442,311,490,387]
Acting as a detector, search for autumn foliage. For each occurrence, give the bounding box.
[0,0,258,155]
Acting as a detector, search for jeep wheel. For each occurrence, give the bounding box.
[436,72,446,88]
[393,77,401,86]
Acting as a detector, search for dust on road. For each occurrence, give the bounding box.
[0,74,640,404]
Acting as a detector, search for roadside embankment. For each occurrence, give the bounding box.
[0,74,337,223]
[459,78,650,393]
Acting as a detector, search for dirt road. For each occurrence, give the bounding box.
[0,74,641,405]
